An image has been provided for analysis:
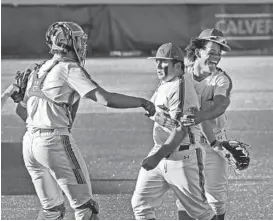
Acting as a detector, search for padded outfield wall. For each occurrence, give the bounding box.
[1,0,273,57]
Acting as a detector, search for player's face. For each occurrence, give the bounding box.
[155,59,176,81]
[198,41,222,73]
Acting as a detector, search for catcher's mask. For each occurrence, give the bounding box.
[45,21,88,66]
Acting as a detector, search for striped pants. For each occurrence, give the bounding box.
[131,144,214,220]
[22,128,93,219]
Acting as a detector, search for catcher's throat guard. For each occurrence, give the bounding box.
[220,140,250,172]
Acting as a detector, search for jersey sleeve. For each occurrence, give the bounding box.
[214,74,232,98]
[168,78,185,120]
[67,65,100,98]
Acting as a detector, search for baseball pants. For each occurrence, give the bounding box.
[22,128,94,220]
[131,144,214,220]
[177,130,229,216]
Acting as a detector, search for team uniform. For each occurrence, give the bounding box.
[177,65,232,216]
[21,57,99,219]
[131,73,214,220]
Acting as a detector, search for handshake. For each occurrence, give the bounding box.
[154,105,199,131]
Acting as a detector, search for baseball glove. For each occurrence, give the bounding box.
[220,140,250,171]
[10,63,40,103]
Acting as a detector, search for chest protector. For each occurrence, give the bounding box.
[27,58,80,129]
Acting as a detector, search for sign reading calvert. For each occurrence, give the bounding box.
[215,13,273,40]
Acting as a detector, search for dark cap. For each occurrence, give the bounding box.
[198,28,231,52]
[148,43,184,62]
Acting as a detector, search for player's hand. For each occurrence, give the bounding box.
[154,112,179,131]
[141,99,156,117]
[4,83,20,97]
[180,115,195,127]
[141,154,161,171]
[191,110,206,125]
[180,107,198,127]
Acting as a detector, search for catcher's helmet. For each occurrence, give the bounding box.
[45,21,88,66]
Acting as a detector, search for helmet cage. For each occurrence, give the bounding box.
[45,21,88,66]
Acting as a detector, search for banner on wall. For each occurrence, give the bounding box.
[1,4,273,58]
[215,12,273,50]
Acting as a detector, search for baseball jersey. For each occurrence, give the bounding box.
[186,65,232,133]
[151,74,201,150]
[23,58,99,129]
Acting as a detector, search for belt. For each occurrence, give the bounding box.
[31,128,55,133]
[165,145,190,159]
[29,128,71,134]
[178,145,190,151]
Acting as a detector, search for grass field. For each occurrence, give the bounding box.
[1,57,273,220]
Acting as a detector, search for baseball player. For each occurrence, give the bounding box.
[176,29,233,220]
[131,43,215,220]
[1,83,19,109]
[11,21,155,220]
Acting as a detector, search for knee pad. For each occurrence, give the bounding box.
[37,203,66,220]
[75,199,99,219]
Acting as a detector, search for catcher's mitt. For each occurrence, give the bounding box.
[10,64,40,103]
[220,140,250,171]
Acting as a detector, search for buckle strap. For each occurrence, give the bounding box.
[178,145,190,151]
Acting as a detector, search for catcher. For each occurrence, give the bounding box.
[9,21,155,220]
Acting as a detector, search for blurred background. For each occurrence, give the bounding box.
[2,0,273,58]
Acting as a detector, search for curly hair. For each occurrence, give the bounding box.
[185,37,207,62]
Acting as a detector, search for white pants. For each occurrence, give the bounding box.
[177,130,229,216]
[131,144,214,220]
[22,128,94,219]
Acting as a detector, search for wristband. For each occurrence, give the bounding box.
[210,140,217,147]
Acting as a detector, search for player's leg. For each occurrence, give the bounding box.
[22,131,65,220]
[166,146,215,220]
[50,133,98,219]
[204,131,229,219]
[131,161,169,220]
[60,134,99,219]
[32,130,97,219]
[176,201,217,220]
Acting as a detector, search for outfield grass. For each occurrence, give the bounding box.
[1,57,273,220]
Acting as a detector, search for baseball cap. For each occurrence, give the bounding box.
[198,28,231,52]
[148,43,184,62]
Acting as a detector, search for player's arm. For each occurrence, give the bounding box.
[1,83,20,109]
[147,92,157,121]
[67,66,155,116]
[200,120,216,144]
[85,87,149,109]
[198,95,230,121]
[15,102,28,122]
[194,76,232,124]
[154,123,187,159]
